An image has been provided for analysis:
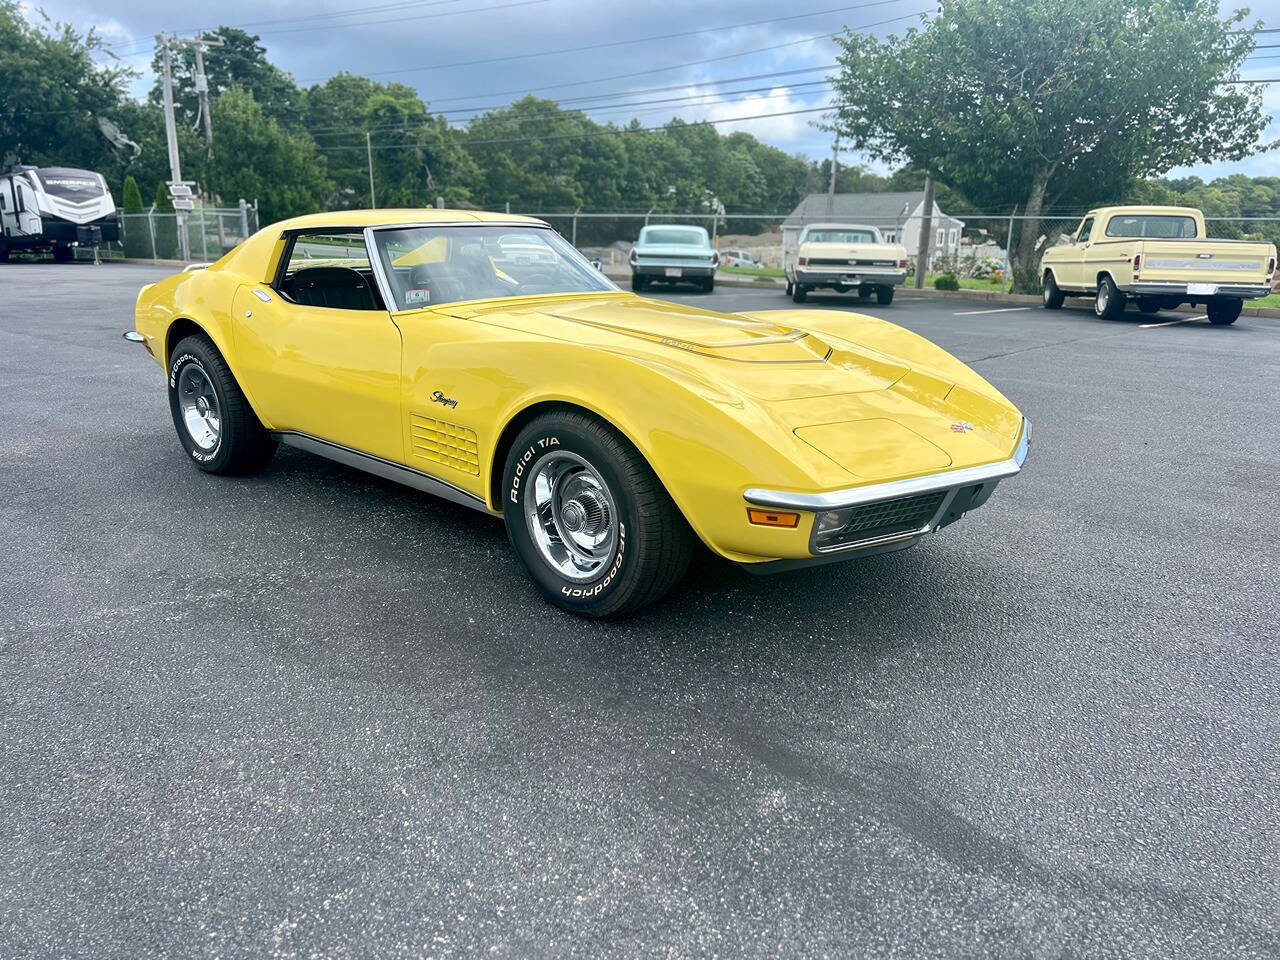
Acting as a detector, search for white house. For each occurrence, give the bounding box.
[782,191,965,268]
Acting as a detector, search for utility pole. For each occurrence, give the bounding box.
[826,135,839,216]
[366,131,376,209]
[191,34,223,149]
[914,175,935,290]
[158,36,190,261]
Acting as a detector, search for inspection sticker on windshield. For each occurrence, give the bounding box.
[405,288,431,304]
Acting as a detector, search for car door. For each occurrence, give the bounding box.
[231,229,404,463]
[1058,215,1095,289]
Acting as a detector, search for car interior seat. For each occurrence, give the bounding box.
[282,266,382,310]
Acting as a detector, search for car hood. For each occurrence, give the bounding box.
[448,294,910,399]
[443,294,1023,472]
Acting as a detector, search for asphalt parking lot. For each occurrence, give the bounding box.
[2,261,1278,958]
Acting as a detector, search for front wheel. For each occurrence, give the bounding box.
[1042,271,1065,309]
[503,411,693,617]
[876,286,895,306]
[1095,275,1125,320]
[1207,298,1243,325]
[784,278,794,297]
[167,334,277,474]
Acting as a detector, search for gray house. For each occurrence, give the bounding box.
[782,191,965,268]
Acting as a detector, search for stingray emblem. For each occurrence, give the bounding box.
[951,422,974,433]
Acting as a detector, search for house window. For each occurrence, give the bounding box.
[936,227,945,248]
[948,228,958,249]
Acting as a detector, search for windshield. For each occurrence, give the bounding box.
[640,228,707,246]
[35,169,106,200]
[804,229,878,244]
[1104,215,1198,239]
[373,225,616,309]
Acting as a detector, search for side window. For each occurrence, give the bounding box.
[948,228,958,248]
[1076,217,1095,243]
[936,227,945,247]
[274,230,384,311]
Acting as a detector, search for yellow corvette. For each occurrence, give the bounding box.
[132,210,1031,616]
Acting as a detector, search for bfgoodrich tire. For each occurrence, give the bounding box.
[167,334,277,475]
[502,411,693,617]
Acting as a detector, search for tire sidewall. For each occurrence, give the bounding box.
[503,419,643,615]
[167,339,232,471]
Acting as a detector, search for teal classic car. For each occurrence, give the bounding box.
[629,224,719,293]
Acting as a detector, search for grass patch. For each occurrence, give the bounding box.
[721,265,784,278]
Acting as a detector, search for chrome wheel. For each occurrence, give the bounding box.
[176,363,221,452]
[524,451,618,581]
[1096,283,1109,314]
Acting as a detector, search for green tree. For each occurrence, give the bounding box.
[121,175,149,257]
[208,87,329,223]
[831,0,1270,290]
[153,181,177,258]
[0,2,132,170]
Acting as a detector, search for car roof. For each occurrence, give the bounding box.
[271,209,546,231]
[1084,206,1203,219]
[641,224,707,232]
[216,208,549,282]
[801,222,881,232]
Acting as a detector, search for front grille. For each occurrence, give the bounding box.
[820,491,946,550]
[807,258,899,268]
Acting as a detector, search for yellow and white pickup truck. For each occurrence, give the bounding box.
[785,223,909,306]
[1040,205,1276,325]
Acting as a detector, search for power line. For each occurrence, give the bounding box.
[101,0,473,52]
[318,102,845,151]
[303,79,835,137]
[300,0,912,81]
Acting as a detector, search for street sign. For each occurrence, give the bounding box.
[171,198,195,211]
[167,182,193,198]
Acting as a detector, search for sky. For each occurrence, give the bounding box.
[25,0,1280,180]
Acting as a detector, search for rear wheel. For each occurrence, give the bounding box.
[792,284,808,304]
[0,244,9,263]
[502,411,693,617]
[876,286,895,306]
[1042,271,1065,309]
[52,245,73,263]
[1094,275,1125,320]
[701,275,715,293]
[167,334,277,475]
[631,273,647,292]
[1207,298,1243,325]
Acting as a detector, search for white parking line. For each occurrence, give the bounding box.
[1140,315,1207,329]
[952,306,1030,316]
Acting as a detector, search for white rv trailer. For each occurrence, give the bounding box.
[0,165,119,261]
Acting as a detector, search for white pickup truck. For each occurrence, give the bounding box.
[1040,205,1277,325]
[784,223,909,306]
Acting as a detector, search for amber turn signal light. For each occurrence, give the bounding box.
[747,509,801,528]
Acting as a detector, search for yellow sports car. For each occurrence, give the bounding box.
[132,210,1031,617]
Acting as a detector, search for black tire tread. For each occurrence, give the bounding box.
[507,410,693,616]
[171,334,276,475]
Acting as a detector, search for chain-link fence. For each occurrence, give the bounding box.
[113,204,260,262]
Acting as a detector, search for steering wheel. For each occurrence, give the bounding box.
[515,267,561,292]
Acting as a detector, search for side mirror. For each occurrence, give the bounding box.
[590,259,602,271]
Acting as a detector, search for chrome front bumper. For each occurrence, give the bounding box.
[744,418,1032,561]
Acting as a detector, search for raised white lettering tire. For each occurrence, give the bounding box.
[167,334,276,475]
[502,410,693,617]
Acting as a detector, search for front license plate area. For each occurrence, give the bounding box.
[1187,282,1218,295]
[664,267,682,277]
